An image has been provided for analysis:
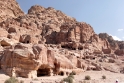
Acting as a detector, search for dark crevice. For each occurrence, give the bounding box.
[37,68,49,77]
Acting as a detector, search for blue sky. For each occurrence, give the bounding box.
[16,0,124,41]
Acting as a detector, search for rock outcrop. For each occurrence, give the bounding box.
[0,0,24,22]
[99,33,119,50]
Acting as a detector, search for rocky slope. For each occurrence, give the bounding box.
[0,0,24,22]
[0,0,124,78]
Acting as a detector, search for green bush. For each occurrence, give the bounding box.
[62,75,74,83]
[70,71,76,75]
[4,77,19,83]
[84,75,91,80]
[63,77,73,83]
[102,75,106,79]
[68,75,74,79]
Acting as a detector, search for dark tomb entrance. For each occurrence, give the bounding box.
[37,68,50,77]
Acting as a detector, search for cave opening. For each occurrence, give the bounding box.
[72,48,76,50]
[78,47,83,50]
[26,40,30,43]
[59,71,64,76]
[37,68,50,77]
[61,46,66,48]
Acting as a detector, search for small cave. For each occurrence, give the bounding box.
[26,40,30,43]
[82,57,85,59]
[92,57,95,60]
[21,40,30,44]
[58,71,64,76]
[77,56,80,58]
[72,48,76,50]
[37,68,50,77]
[78,47,83,50]
[92,67,97,71]
[61,46,66,48]
[85,56,90,59]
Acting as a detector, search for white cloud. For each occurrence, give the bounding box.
[112,36,121,41]
[117,29,123,32]
[109,34,121,41]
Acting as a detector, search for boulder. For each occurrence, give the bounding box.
[0,37,18,46]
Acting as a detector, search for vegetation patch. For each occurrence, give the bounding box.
[84,75,91,80]
[62,75,74,83]
[4,77,19,83]
[102,75,106,79]
[70,71,76,75]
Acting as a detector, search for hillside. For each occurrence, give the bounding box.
[0,0,124,83]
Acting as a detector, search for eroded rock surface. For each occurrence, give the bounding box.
[0,0,24,22]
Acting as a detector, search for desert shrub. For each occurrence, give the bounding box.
[84,75,91,80]
[102,75,106,79]
[62,75,74,83]
[4,77,19,83]
[70,71,76,75]
[68,75,74,79]
[63,77,73,83]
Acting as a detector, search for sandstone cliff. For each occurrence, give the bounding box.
[0,0,124,78]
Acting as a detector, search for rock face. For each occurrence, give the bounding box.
[1,44,49,78]
[1,43,75,78]
[0,1,124,78]
[99,33,119,50]
[56,23,95,44]
[0,0,24,22]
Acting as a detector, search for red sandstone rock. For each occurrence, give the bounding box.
[0,0,24,22]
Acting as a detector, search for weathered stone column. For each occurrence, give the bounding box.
[49,68,53,76]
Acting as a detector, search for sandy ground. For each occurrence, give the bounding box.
[1,70,124,83]
[0,70,10,83]
[75,71,124,83]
